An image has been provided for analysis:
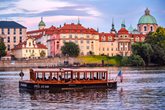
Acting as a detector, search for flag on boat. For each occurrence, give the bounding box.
[117,70,123,83]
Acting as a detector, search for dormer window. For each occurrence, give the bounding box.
[102,36,106,41]
[108,36,112,41]
[136,37,139,42]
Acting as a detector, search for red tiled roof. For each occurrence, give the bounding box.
[118,28,129,34]
[37,44,47,49]
[27,28,47,34]
[28,34,43,39]
[59,23,99,35]
[99,32,116,42]
[12,38,47,50]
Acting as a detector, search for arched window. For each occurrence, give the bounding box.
[150,26,153,32]
[144,26,147,31]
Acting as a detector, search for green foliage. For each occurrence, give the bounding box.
[121,55,145,66]
[0,41,6,58]
[145,27,165,65]
[121,56,129,66]
[128,55,145,66]
[40,50,46,57]
[151,45,165,65]
[132,42,153,66]
[61,42,80,57]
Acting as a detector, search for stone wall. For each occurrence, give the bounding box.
[0,57,80,68]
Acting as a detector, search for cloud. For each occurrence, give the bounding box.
[0,0,101,17]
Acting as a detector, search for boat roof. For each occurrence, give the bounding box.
[32,68,108,72]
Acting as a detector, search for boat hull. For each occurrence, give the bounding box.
[19,81,117,90]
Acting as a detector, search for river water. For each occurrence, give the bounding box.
[0,67,165,110]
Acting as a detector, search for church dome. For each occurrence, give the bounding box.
[38,17,46,26]
[138,8,157,24]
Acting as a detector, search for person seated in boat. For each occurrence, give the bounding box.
[94,77,97,80]
[36,77,40,81]
[102,76,105,80]
[53,77,57,80]
[44,77,47,81]
[59,75,63,80]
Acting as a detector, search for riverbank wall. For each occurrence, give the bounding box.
[0,57,80,68]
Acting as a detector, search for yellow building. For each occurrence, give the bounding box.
[12,37,48,59]
[59,23,100,55]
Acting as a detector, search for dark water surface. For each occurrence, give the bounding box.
[0,67,165,110]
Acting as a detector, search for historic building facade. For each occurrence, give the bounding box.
[0,21,27,53]
[25,8,157,58]
[12,37,48,59]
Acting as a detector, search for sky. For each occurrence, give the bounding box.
[0,0,165,32]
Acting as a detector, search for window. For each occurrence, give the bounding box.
[150,26,153,32]
[26,50,28,53]
[103,48,104,51]
[8,28,10,34]
[86,40,90,44]
[69,35,72,38]
[63,40,65,43]
[111,43,113,46]
[111,48,113,51]
[81,40,83,43]
[20,28,22,34]
[14,45,16,48]
[87,35,90,38]
[20,36,22,43]
[7,45,10,51]
[75,35,78,38]
[75,40,78,44]
[63,36,65,38]
[14,36,16,43]
[14,28,16,34]
[107,48,109,51]
[2,28,4,34]
[29,42,31,46]
[8,37,10,43]
[144,26,147,31]
[86,46,89,49]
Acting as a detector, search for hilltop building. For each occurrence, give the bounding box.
[0,21,27,53]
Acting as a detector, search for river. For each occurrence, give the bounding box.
[0,67,165,110]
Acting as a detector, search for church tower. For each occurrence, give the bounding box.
[38,17,46,30]
[138,8,158,34]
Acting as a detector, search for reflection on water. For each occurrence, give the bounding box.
[0,67,165,109]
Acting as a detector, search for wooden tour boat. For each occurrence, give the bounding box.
[19,68,117,90]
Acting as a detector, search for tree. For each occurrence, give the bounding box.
[40,50,46,58]
[61,42,80,57]
[132,42,153,66]
[0,40,6,58]
[128,54,145,66]
[121,55,145,66]
[145,27,165,65]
